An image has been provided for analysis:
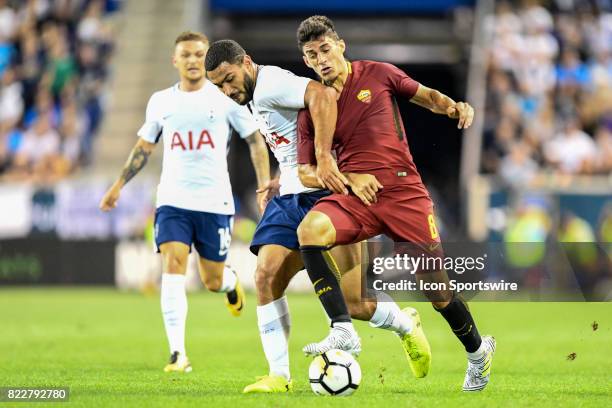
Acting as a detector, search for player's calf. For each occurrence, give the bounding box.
[431,290,497,390]
[201,274,222,292]
[254,262,294,304]
[199,260,245,316]
[346,295,376,321]
[434,292,482,354]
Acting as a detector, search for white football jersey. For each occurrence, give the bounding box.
[249,65,320,196]
[137,80,258,214]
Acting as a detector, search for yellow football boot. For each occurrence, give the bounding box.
[243,375,293,394]
[163,351,192,373]
[225,278,245,317]
[399,307,432,378]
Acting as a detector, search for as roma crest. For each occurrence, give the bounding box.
[357,89,372,103]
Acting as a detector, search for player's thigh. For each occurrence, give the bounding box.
[159,241,191,274]
[306,196,381,246]
[378,184,440,244]
[154,205,195,273]
[257,244,304,285]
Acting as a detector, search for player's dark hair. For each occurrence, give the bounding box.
[205,39,246,71]
[174,31,209,46]
[297,15,340,50]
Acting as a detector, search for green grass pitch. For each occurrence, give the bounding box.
[1,288,610,407]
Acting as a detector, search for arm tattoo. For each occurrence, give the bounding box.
[119,146,150,185]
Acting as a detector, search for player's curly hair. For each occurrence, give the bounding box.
[174,31,209,46]
[296,15,340,50]
[205,39,246,72]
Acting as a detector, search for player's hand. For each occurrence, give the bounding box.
[99,183,121,212]
[446,101,474,129]
[316,155,349,195]
[256,178,280,213]
[346,173,383,206]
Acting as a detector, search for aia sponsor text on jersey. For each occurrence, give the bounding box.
[171,130,216,150]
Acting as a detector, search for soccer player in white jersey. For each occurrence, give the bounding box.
[206,39,431,393]
[99,32,270,373]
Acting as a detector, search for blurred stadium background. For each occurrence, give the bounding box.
[0,0,610,293]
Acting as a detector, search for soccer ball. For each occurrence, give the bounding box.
[308,349,361,396]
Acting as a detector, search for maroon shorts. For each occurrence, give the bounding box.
[311,182,442,247]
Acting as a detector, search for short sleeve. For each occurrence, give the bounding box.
[297,109,316,165]
[382,63,420,99]
[227,102,259,139]
[137,93,163,143]
[258,67,311,110]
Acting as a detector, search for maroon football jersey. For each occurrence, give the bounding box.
[298,60,424,186]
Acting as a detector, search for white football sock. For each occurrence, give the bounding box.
[257,296,291,379]
[218,266,237,292]
[161,273,187,355]
[369,293,413,336]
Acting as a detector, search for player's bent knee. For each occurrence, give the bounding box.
[297,212,335,246]
[161,253,187,274]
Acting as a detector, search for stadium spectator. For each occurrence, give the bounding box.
[543,117,597,173]
[499,140,539,187]
[588,124,612,173]
[0,67,23,131]
[0,0,117,181]
[483,0,611,181]
[58,90,86,172]
[557,48,591,88]
[5,114,62,181]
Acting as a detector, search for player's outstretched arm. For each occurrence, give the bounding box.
[99,138,155,211]
[245,130,271,213]
[409,84,474,129]
[304,81,349,194]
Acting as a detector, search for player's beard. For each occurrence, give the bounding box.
[242,72,256,105]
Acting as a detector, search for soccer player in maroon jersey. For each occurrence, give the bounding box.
[295,16,495,392]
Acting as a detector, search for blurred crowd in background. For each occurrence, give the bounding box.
[0,0,120,183]
[482,0,612,188]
